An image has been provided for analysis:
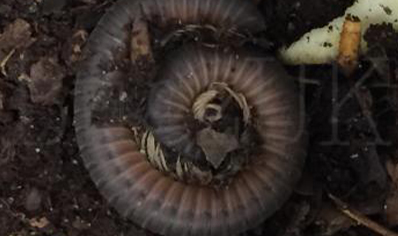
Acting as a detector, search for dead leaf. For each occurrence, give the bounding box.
[29,217,49,229]
[197,127,239,169]
[28,57,65,105]
[0,19,35,61]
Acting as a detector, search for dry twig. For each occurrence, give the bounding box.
[329,194,398,236]
[0,49,15,76]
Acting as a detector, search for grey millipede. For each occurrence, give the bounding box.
[74,0,306,235]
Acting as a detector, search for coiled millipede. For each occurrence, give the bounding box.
[74,0,307,235]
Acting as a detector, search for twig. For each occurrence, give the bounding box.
[329,194,398,236]
[296,78,321,85]
[0,48,15,76]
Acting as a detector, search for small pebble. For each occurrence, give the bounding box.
[25,188,42,211]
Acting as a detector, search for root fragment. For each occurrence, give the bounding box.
[0,49,15,76]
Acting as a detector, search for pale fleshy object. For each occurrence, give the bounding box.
[279,0,398,64]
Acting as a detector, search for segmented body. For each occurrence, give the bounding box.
[74,0,306,235]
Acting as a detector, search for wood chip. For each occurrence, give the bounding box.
[337,16,362,76]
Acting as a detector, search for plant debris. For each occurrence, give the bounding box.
[0,18,34,60]
[27,57,66,105]
[330,194,398,236]
[197,127,239,169]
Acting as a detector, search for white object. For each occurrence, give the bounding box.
[279,0,398,64]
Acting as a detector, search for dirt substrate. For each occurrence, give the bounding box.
[1,0,398,236]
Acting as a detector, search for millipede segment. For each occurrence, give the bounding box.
[74,0,306,235]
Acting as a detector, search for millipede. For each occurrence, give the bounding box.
[74,0,307,235]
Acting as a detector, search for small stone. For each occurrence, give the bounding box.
[119,91,127,102]
[25,187,42,211]
[7,197,14,204]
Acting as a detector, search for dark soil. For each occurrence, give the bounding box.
[1,0,398,236]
